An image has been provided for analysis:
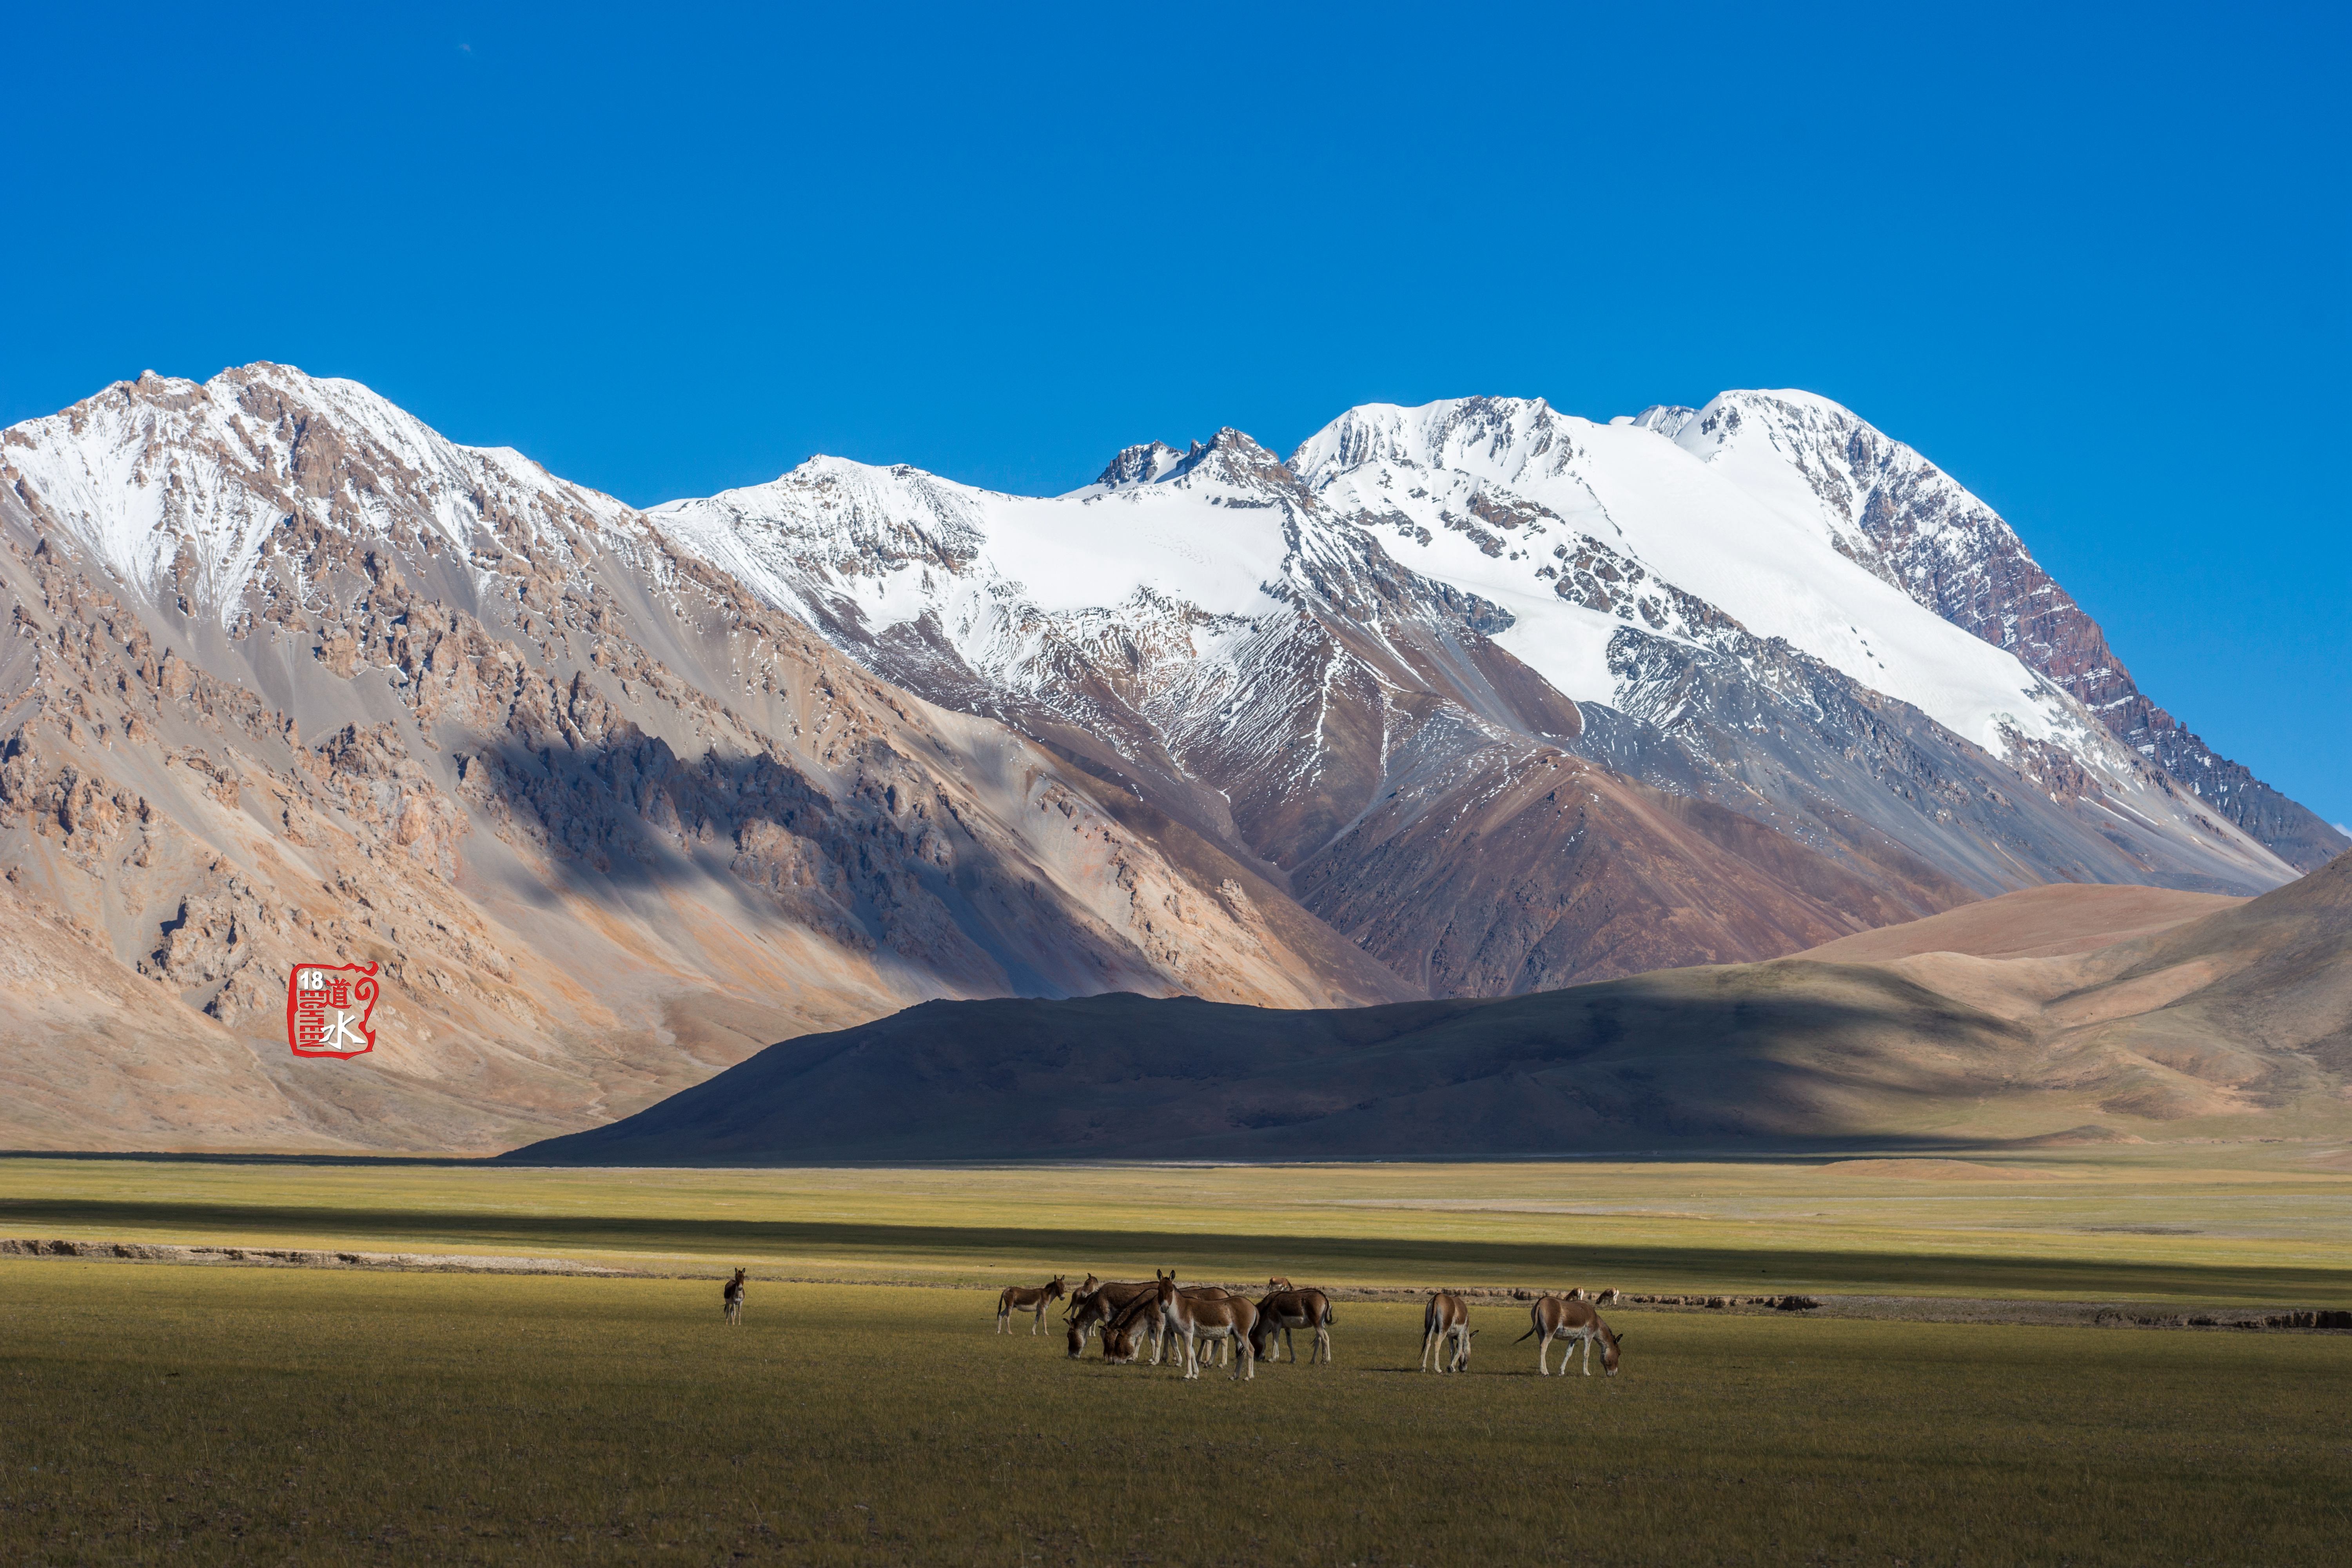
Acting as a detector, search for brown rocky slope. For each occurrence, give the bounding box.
[0,367,1400,1153]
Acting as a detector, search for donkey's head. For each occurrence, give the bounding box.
[1047,1275,1067,1300]
[1601,1327,1623,1376]
[1452,1327,1479,1372]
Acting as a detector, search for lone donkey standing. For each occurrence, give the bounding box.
[723,1268,747,1326]
[996,1276,1068,1334]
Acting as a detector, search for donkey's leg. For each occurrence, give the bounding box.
[1581,1333,1594,1376]
[1315,1325,1331,1364]
[1537,1329,1552,1376]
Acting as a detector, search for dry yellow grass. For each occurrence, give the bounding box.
[3,1145,2349,1302]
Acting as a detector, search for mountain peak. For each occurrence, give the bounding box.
[1094,440,1185,490]
[1622,404,1699,437]
[1166,427,1310,499]
[1081,428,1303,501]
[1287,396,1578,490]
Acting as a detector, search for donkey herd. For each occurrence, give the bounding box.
[717,1268,1624,1382]
[981,1271,1626,1382]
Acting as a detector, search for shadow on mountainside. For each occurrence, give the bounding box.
[506,849,2352,1167]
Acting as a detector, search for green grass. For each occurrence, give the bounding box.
[4,1147,2350,1303]
[2,1261,2347,1565]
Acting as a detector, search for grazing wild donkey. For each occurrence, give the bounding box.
[1065,1274,1167,1350]
[722,1268,746,1326]
[996,1276,1067,1335]
[1266,1276,1294,1292]
[1252,1288,1334,1365]
[1108,1278,1236,1366]
[1515,1294,1624,1376]
[1081,1310,1149,1365]
[1154,1273,1258,1381]
[1421,1292,1476,1372]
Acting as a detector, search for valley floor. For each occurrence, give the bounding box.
[2,1263,2347,1566]
[5,1152,2350,1563]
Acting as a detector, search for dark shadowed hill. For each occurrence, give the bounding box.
[506,857,2352,1163]
[501,969,2030,1163]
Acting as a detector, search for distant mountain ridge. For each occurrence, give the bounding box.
[0,364,2333,1154]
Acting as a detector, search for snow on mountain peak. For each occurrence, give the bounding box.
[0,361,637,626]
[1626,404,1699,437]
[1288,396,1583,493]
[1284,392,2114,767]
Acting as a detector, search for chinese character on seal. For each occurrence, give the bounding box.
[286,962,380,1058]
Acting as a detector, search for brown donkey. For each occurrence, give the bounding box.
[1252,1288,1334,1365]
[1421,1291,1475,1372]
[1153,1274,1258,1381]
[722,1268,746,1326]
[1514,1294,1624,1376]
[1106,1277,1236,1366]
[996,1276,1067,1335]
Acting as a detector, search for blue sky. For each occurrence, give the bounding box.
[4,2,2345,828]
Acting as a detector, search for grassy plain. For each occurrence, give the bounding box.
[4,1145,2351,1302]
[4,1151,2351,1563]
[2,1262,2348,1566]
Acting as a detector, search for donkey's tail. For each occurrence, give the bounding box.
[1513,1325,1538,1344]
[1321,1303,1335,1327]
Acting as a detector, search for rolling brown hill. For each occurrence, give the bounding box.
[1797,883,2247,962]
[510,852,2352,1163]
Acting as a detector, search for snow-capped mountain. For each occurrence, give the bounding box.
[0,365,2329,1150]
[1657,389,2348,870]
[649,392,2305,998]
